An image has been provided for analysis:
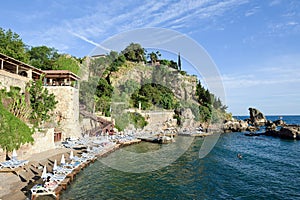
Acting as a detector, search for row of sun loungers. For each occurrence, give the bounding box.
[0,135,141,199]
[30,151,95,199]
[0,158,29,170]
[30,137,122,199]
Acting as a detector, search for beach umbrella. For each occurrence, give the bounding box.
[60,154,65,165]
[53,159,57,171]
[70,150,74,160]
[41,165,47,179]
[12,149,17,159]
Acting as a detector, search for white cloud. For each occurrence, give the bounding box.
[222,54,300,89]
[46,0,250,50]
[269,0,281,6]
[245,6,260,17]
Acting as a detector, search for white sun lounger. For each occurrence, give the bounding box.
[30,184,57,198]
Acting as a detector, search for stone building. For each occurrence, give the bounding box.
[43,70,81,140]
[0,53,81,144]
[0,52,43,92]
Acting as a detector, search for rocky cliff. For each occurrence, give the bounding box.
[109,63,199,130]
[110,63,198,103]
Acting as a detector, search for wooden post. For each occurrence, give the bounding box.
[28,69,32,79]
[16,65,19,74]
[1,59,3,70]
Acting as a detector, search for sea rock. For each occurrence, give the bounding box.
[223,119,248,133]
[273,119,285,126]
[265,120,277,131]
[246,125,259,132]
[264,125,300,140]
[248,107,267,126]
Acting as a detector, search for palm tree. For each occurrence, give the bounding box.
[148,51,161,66]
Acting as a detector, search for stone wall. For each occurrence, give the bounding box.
[22,128,56,157]
[0,70,30,92]
[80,117,99,135]
[142,110,175,132]
[46,86,81,139]
[0,128,56,161]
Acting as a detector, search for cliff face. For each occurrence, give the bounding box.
[107,63,200,130]
[110,63,198,103]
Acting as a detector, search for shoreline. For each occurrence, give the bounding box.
[0,138,141,200]
[1,128,213,200]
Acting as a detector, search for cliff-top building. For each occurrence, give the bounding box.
[0,52,81,142]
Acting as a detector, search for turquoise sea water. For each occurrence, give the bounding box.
[61,116,300,200]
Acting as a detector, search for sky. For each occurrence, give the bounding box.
[1,0,299,115]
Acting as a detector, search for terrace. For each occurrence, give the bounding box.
[0,53,43,81]
[43,70,80,89]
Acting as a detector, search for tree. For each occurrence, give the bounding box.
[199,103,212,125]
[0,28,29,62]
[121,43,146,63]
[79,77,99,112]
[28,46,59,70]
[213,97,222,110]
[29,77,58,126]
[196,80,209,105]
[89,56,111,77]
[94,78,114,116]
[121,80,139,94]
[53,54,80,75]
[108,53,126,73]
[131,83,177,110]
[0,102,34,159]
[169,60,178,70]
[147,51,161,65]
[3,86,31,121]
[178,52,181,71]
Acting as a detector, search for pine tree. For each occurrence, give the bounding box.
[178,52,181,71]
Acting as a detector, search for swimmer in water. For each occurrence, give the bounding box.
[237,153,243,159]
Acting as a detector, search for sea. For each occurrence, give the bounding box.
[61,116,300,200]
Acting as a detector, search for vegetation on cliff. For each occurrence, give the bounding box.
[0,102,34,158]
[196,80,230,125]
[83,43,230,130]
[131,83,178,110]
[28,77,58,126]
[0,78,57,154]
[0,27,230,132]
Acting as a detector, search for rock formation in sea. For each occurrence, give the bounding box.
[223,107,300,140]
[223,119,248,133]
[265,125,300,140]
[248,107,267,126]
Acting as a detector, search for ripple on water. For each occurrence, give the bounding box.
[61,132,300,200]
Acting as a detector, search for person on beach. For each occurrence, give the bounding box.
[44,176,58,189]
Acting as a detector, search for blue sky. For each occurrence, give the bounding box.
[1,0,299,115]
